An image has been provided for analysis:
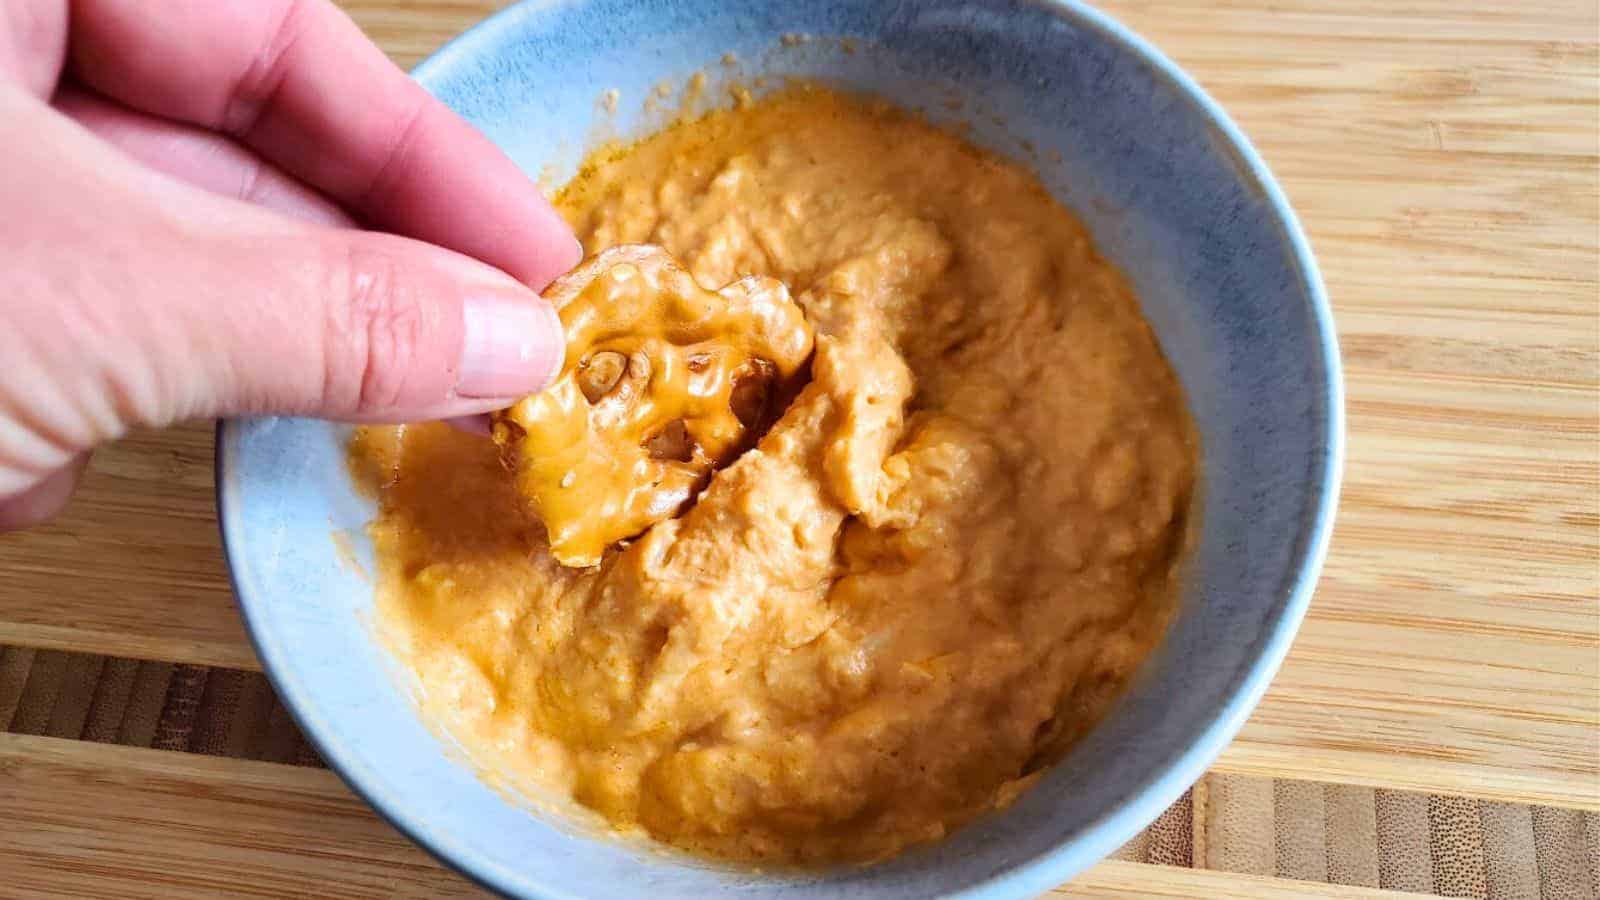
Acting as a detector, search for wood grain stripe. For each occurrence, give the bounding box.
[150,663,208,752]
[115,660,173,748]
[44,652,104,739]
[1324,783,1381,889]
[0,733,483,900]
[1477,801,1538,900]
[1109,828,1149,863]
[1052,860,1441,898]
[1427,795,1488,898]
[1274,778,1329,881]
[223,673,277,759]
[0,645,34,731]
[1145,786,1195,868]
[1376,789,1436,894]
[186,667,246,756]
[80,656,141,744]
[292,733,325,768]
[1204,774,1276,875]
[1585,811,1599,900]
[1530,805,1596,900]
[10,649,67,736]
[261,695,305,765]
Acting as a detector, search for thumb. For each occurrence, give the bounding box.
[10,209,568,450]
[182,222,570,422]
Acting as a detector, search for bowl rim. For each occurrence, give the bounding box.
[216,1,1345,896]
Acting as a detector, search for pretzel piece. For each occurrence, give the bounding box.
[493,245,814,567]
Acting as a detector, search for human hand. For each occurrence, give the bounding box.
[0,0,580,530]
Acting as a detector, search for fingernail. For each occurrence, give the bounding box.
[457,292,566,398]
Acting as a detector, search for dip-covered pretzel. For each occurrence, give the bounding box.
[493,245,814,567]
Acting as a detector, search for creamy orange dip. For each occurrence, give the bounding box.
[351,86,1197,865]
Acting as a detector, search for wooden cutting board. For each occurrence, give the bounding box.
[0,0,1594,832]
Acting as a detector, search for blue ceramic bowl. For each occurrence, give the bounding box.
[217,1,1342,897]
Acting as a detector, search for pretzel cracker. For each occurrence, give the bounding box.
[493,245,814,567]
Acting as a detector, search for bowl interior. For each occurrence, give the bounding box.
[219,1,1340,897]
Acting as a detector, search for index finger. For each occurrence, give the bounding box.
[68,0,579,288]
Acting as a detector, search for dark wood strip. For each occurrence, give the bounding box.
[187,667,247,756]
[0,645,35,730]
[10,649,68,736]
[261,694,307,765]
[1375,789,1436,894]
[224,673,277,760]
[291,733,325,768]
[1530,805,1594,900]
[116,660,174,747]
[1427,795,1488,899]
[151,663,209,752]
[44,652,106,739]
[1146,787,1195,868]
[81,656,141,744]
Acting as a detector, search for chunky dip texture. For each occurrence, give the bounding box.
[352,85,1197,865]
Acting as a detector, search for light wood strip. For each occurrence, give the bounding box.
[2,733,1439,899]
[1478,801,1540,900]
[0,733,481,899]
[1275,780,1330,882]
[1375,789,1437,894]
[1529,806,1597,900]
[0,425,254,672]
[1204,774,1277,875]
[1215,743,1600,812]
[1054,859,1438,898]
[1323,784,1381,889]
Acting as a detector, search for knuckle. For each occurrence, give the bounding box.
[222,0,309,134]
[324,242,428,414]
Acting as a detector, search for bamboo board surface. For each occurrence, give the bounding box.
[0,2,1594,888]
[1,733,1447,899]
